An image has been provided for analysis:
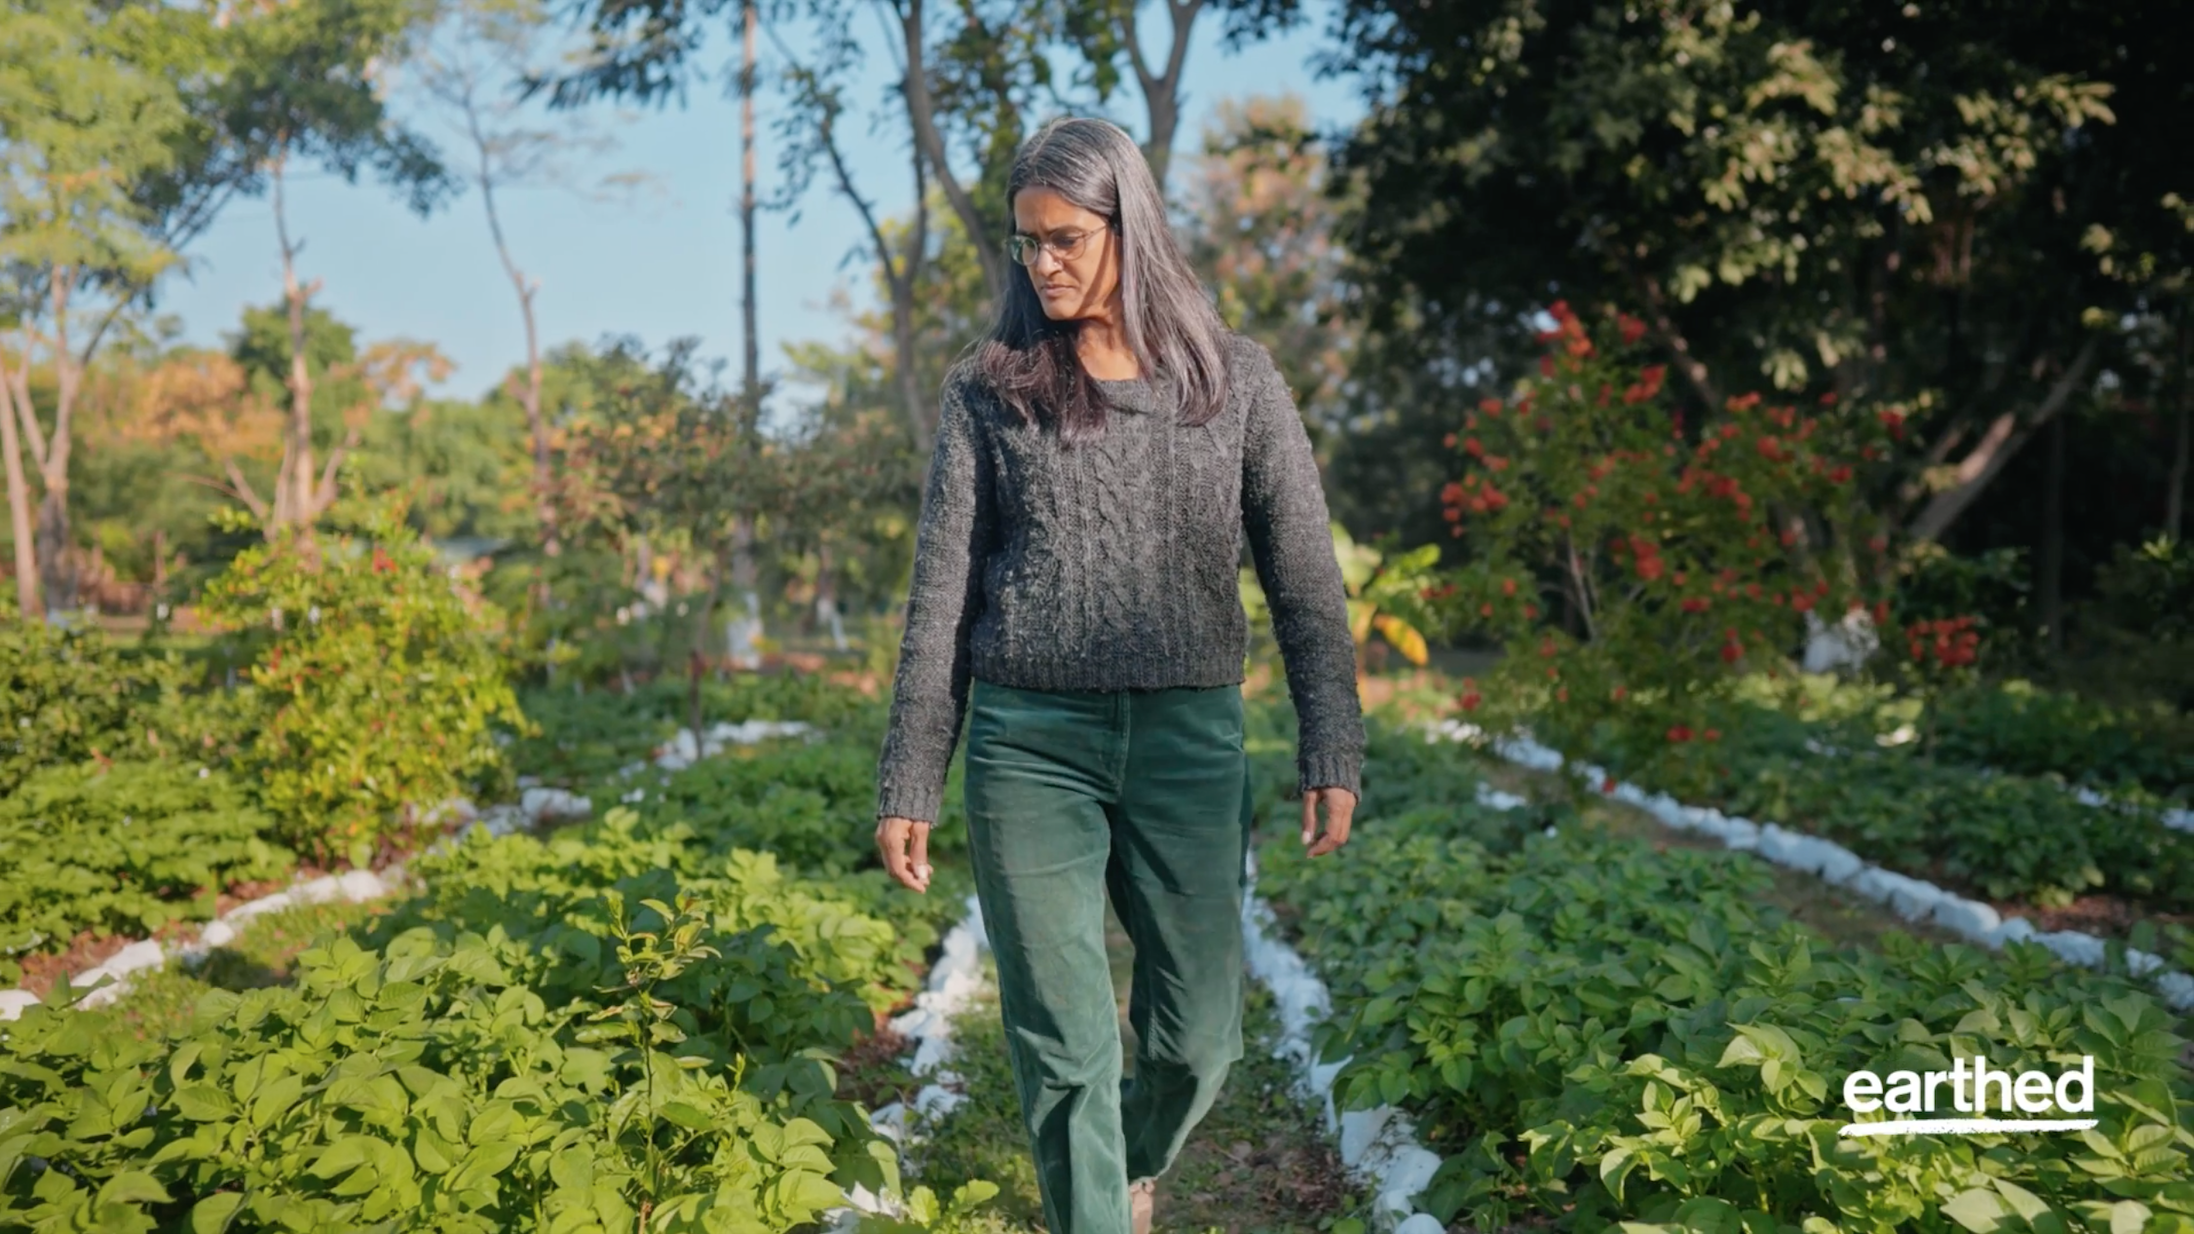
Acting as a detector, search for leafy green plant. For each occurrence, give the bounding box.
[855,1180,1004,1234]
[0,618,198,796]
[1251,717,2194,1234]
[1580,718,2194,910]
[1923,682,2192,801]
[0,760,292,983]
[0,922,870,1230]
[506,671,885,787]
[0,800,949,1229]
[2086,537,2194,709]
[1334,523,1441,671]
[197,496,529,866]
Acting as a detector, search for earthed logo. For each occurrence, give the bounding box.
[1838,1055,2096,1137]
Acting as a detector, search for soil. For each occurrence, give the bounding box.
[1996,894,2194,945]
[837,1023,915,1111]
[18,932,137,999]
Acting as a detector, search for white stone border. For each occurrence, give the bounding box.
[826,892,991,1230]
[0,866,401,1021]
[1241,852,1446,1234]
[0,719,815,1024]
[1432,720,2194,1014]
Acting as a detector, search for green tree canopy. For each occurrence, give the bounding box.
[1328,0,2191,545]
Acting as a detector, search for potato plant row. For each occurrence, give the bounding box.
[1563,709,2194,913]
[1249,715,2194,1234]
[0,697,971,1233]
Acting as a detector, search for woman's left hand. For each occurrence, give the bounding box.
[1300,786,1356,858]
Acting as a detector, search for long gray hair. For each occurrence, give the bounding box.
[974,116,1230,443]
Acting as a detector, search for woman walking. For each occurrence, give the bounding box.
[873,115,1364,1234]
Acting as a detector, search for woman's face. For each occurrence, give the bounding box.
[1011,188,1120,323]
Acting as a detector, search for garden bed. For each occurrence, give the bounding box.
[1245,708,2194,1233]
[0,680,971,1228]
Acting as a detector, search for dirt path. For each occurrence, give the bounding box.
[877,904,1371,1234]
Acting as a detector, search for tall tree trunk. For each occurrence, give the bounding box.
[2169,318,2190,542]
[728,518,760,669]
[35,270,80,611]
[471,115,557,563]
[894,0,1007,303]
[727,0,765,671]
[1117,0,1207,192]
[0,350,40,620]
[817,75,933,451]
[272,157,318,532]
[1907,335,2100,544]
[2037,415,2066,653]
[816,538,846,650]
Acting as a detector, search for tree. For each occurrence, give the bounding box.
[767,9,941,451]
[1326,0,2187,551]
[200,0,452,531]
[412,0,620,564]
[0,0,190,616]
[1178,94,1354,429]
[1061,0,1302,193]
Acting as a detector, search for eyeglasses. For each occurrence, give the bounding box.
[1005,225,1109,267]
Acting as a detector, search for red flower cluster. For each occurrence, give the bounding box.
[1613,533,1664,581]
[1441,473,1510,519]
[1906,616,1980,667]
[371,547,395,575]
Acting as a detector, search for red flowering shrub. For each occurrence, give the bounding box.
[1433,301,1898,793]
[1905,615,1981,669]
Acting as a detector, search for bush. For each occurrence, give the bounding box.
[0,619,195,796]
[197,499,528,866]
[2084,537,2194,709]
[1894,543,2034,663]
[0,761,292,984]
[1431,300,1896,798]
[1924,683,2192,801]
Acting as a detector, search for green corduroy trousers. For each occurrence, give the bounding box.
[962,678,1253,1234]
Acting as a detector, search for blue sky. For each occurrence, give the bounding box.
[151,4,1365,407]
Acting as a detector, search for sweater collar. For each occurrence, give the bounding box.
[1093,375,1162,415]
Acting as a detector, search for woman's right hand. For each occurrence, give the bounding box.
[875,816,933,893]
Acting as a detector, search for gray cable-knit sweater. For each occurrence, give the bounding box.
[874,332,1365,824]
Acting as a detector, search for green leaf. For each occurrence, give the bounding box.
[172,1085,235,1122]
[1943,1188,2012,1233]
[659,1101,714,1131]
[1600,1145,1639,1202]
[190,1192,246,1234]
[95,1170,171,1207]
[308,1136,374,1181]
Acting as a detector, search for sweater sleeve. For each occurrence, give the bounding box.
[875,377,995,824]
[1236,340,1366,798]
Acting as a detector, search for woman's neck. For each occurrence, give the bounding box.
[1074,299,1140,380]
